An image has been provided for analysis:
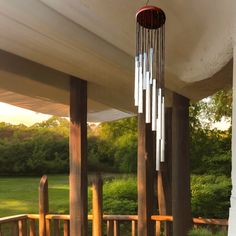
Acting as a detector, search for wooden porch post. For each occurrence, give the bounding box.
[157,107,173,236]
[172,93,192,236]
[39,175,48,236]
[92,174,103,236]
[138,112,155,236]
[70,77,88,236]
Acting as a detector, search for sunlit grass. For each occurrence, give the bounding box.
[0,175,69,217]
[0,174,132,217]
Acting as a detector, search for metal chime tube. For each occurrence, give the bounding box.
[156,88,162,169]
[138,53,143,113]
[152,79,156,131]
[146,71,151,123]
[160,25,165,163]
[143,52,147,90]
[135,6,166,171]
[161,96,165,162]
[134,56,139,106]
[149,48,153,84]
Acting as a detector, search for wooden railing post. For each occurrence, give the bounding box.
[132,220,137,236]
[92,174,103,236]
[114,220,120,236]
[46,219,51,236]
[63,220,70,236]
[18,219,27,236]
[39,175,49,236]
[155,221,161,236]
[12,221,18,236]
[107,220,114,236]
[29,219,36,236]
[53,220,60,236]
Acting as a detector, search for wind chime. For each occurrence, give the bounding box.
[134,5,166,171]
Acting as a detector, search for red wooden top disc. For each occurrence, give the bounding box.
[136,5,166,29]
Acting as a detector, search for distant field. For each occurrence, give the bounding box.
[0,175,69,217]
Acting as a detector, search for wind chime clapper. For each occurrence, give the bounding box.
[134,5,166,171]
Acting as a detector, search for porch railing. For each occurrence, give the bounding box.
[0,175,228,236]
[0,213,228,236]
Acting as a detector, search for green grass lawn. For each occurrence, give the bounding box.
[0,175,69,217]
[0,174,135,217]
[0,174,137,235]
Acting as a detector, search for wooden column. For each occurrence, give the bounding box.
[70,77,88,236]
[138,112,155,236]
[39,175,49,236]
[92,174,103,236]
[157,107,173,236]
[172,93,192,236]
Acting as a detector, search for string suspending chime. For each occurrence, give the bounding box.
[135,5,166,171]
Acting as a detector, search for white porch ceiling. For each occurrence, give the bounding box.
[0,0,234,121]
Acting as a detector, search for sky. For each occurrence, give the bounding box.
[0,102,51,126]
[212,118,231,130]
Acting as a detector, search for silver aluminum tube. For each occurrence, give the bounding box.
[146,71,151,123]
[157,88,162,139]
[138,54,143,113]
[156,88,162,170]
[143,52,147,90]
[134,56,139,106]
[156,118,161,171]
[161,96,165,162]
[149,48,153,84]
[152,79,157,131]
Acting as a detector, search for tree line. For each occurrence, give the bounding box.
[0,115,137,175]
[0,90,231,177]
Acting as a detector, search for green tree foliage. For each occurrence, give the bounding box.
[0,117,69,175]
[189,95,231,176]
[90,117,138,173]
[0,116,137,175]
[208,89,232,122]
[189,89,232,219]
[102,177,137,214]
[88,136,116,172]
[191,175,231,218]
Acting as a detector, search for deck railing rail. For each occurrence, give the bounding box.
[0,213,228,236]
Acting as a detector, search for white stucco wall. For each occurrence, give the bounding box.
[228,47,236,236]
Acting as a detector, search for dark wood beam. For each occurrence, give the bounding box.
[70,77,88,236]
[172,93,192,236]
[158,107,173,236]
[138,112,155,236]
